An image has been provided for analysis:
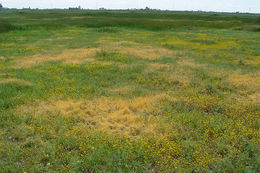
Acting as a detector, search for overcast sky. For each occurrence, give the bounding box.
[1,0,260,13]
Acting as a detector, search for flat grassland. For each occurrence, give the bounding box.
[0,10,259,172]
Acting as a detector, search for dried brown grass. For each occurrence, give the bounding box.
[145,63,171,73]
[121,46,173,60]
[17,94,177,138]
[177,58,203,68]
[0,78,33,86]
[98,40,179,60]
[14,48,99,68]
[229,73,260,89]
[14,40,181,69]
[248,93,260,103]
[45,37,73,41]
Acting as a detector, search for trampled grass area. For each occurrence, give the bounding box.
[0,10,259,172]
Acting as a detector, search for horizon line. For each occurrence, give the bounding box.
[1,7,260,14]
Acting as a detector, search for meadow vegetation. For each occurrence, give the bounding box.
[0,9,259,172]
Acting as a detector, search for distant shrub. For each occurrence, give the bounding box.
[190,39,216,45]
[246,25,260,32]
[239,58,245,66]
[205,83,218,94]
[0,20,14,33]
[96,49,133,63]
[136,73,180,89]
[234,25,260,32]
[0,21,65,33]
[96,27,119,33]
[96,48,109,57]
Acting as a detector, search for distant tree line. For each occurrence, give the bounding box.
[69,6,81,10]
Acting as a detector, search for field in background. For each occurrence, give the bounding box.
[0,10,259,172]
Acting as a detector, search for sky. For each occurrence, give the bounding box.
[1,0,260,13]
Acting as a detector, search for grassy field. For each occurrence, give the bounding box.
[0,10,259,172]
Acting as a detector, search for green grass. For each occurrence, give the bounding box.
[0,9,259,172]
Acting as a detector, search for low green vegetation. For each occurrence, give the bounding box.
[0,9,259,172]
